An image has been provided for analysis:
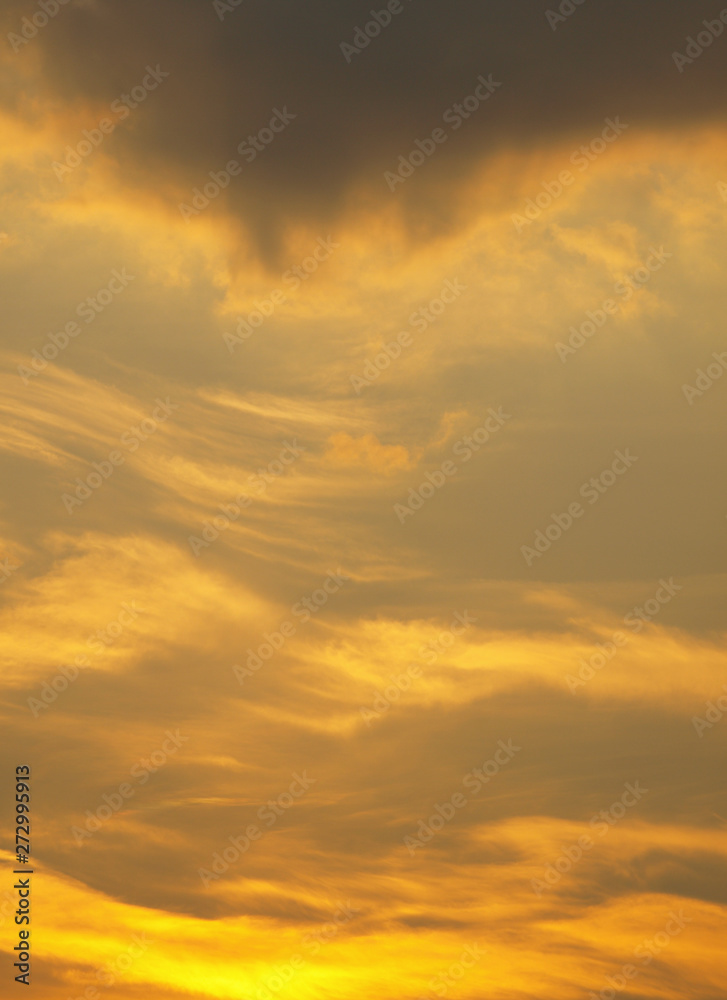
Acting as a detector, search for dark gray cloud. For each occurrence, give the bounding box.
[4,0,727,260]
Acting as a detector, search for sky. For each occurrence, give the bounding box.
[1,1,727,998]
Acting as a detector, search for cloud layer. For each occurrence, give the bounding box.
[2,2,727,998]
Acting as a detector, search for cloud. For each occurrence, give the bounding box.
[3,0,727,262]
[324,431,417,473]
[1,4,726,997]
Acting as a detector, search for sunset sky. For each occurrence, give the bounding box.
[1,2,727,998]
